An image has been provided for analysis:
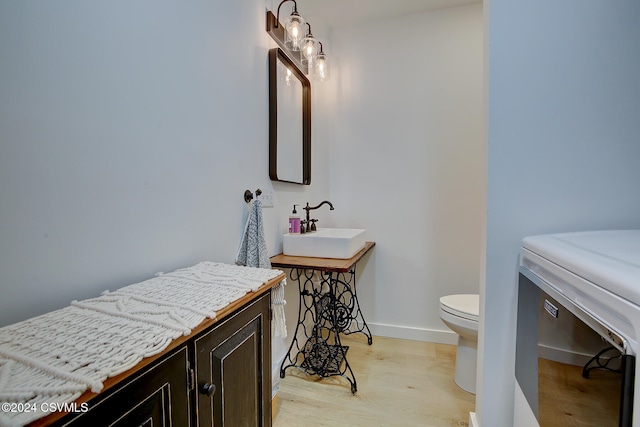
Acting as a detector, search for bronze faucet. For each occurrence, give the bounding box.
[303,201,334,232]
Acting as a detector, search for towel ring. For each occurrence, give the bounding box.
[244,189,262,203]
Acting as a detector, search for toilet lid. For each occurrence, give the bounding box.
[440,294,479,322]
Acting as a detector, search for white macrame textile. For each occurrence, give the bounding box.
[0,262,283,427]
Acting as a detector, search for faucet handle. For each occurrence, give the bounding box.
[300,220,307,234]
[310,219,318,232]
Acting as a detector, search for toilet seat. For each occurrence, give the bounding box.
[439,294,479,322]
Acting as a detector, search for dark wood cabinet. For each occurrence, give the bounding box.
[54,346,191,427]
[194,293,272,427]
[47,292,272,427]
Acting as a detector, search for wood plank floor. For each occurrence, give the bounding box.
[273,335,475,427]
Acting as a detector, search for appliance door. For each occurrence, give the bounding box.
[515,270,635,427]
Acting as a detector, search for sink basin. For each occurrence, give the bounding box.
[283,228,367,259]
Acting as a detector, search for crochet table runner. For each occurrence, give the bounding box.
[0,262,284,427]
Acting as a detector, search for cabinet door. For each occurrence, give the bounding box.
[54,346,190,427]
[194,293,271,427]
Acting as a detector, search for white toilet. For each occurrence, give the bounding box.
[439,294,479,394]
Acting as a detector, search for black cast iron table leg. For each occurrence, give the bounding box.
[279,268,358,393]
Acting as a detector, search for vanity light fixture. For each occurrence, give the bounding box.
[300,23,319,66]
[279,1,304,51]
[266,0,330,80]
[314,42,329,82]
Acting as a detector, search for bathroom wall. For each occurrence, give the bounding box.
[481,1,640,426]
[0,0,329,327]
[318,4,484,341]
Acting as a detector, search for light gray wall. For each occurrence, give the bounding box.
[0,0,330,327]
[319,4,484,341]
[480,1,640,426]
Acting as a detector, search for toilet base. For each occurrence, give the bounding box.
[454,335,477,394]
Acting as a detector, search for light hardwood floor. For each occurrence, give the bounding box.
[273,335,475,427]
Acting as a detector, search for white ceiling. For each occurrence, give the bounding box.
[294,0,482,33]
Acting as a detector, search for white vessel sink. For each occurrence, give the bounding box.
[283,228,367,259]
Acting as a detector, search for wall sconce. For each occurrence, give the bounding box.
[282,3,304,51]
[266,0,330,81]
[300,23,318,66]
[314,42,329,82]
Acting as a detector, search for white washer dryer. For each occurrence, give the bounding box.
[515,230,640,427]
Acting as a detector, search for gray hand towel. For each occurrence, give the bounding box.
[236,199,271,269]
[235,199,287,338]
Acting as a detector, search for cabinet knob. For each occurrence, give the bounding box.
[201,383,216,396]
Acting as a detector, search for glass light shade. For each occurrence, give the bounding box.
[300,36,318,64]
[285,13,304,51]
[313,53,329,81]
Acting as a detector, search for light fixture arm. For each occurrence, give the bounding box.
[275,0,298,28]
[305,22,313,37]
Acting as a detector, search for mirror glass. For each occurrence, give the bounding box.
[269,48,311,185]
[276,59,302,181]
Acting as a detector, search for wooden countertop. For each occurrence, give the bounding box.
[27,272,285,427]
[270,242,375,273]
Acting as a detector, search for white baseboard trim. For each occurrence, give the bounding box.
[469,412,478,427]
[368,322,458,345]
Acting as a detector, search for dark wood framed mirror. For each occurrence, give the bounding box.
[269,48,311,185]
